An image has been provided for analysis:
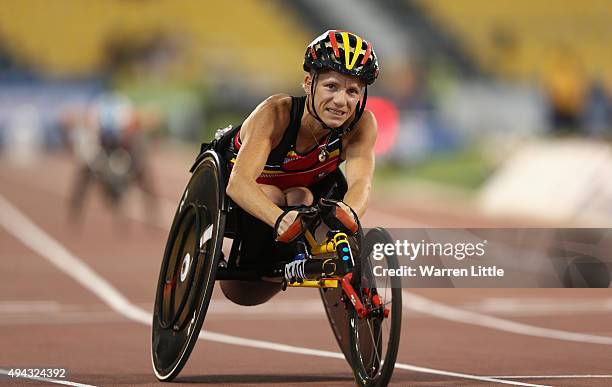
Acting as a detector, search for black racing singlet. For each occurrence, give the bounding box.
[227,96,343,191]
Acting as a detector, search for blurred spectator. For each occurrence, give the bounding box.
[542,44,588,134]
[66,92,158,223]
[582,76,612,138]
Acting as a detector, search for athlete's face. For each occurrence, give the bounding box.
[304,71,364,128]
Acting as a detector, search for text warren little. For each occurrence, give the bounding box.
[373,265,505,278]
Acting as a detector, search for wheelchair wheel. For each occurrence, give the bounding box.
[151,152,226,381]
[349,227,402,386]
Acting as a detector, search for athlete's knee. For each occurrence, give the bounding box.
[284,186,314,206]
[259,184,286,206]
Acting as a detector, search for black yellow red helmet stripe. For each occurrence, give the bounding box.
[329,30,341,58]
[361,41,372,65]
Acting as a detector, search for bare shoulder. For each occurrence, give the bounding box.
[345,109,378,144]
[241,94,292,140]
[259,93,292,118]
[265,93,293,110]
[358,109,378,132]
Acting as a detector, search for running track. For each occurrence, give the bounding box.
[1,144,611,386]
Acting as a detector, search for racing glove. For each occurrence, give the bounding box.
[318,198,360,235]
[274,206,319,243]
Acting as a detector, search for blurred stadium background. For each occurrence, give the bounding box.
[1,0,612,226]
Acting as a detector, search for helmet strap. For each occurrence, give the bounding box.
[343,86,368,136]
[306,72,333,133]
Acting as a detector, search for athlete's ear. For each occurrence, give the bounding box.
[302,74,312,95]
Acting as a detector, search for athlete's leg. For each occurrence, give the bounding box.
[283,186,314,206]
[232,183,287,266]
[260,184,286,206]
[221,183,286,305]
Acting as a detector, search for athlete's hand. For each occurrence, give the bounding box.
[275,210,299,238]
[274,206,319,243]
[337,202,356,223]
[319,198,360,234]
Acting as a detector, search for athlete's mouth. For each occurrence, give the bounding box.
[326,108,346,117]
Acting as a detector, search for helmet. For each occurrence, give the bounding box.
[303,30,379,85]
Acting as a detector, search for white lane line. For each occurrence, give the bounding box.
[0,299,327,323]
[404,291,612,345]
[489,375,612,379]
[463,297,612,317]
[0,301,61,313]
[0,194,151,325]
[0,369,95,387]
[0,312,128,326]
[0,301,136,325]
[0,194,548,387]
[199,331,548,387]
[390,364,548,386]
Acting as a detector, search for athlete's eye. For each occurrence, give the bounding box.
[324,83,337,90]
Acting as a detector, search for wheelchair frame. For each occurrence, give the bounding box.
[151,149,402,386]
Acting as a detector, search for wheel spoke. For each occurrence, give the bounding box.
[365,318,382,375]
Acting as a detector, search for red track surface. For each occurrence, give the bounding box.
[1,145,611,386]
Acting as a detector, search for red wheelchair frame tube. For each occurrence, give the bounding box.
[341,273,390,319]
[341,273,368,319]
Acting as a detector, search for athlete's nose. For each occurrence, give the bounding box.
[331,90,348,108]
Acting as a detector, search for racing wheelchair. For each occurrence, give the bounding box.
[150,147,402,386]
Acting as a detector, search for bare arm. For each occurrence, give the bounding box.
[225,95,291,227]
[341,110,377,218]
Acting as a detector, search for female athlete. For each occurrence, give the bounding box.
[216,30,379,304]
